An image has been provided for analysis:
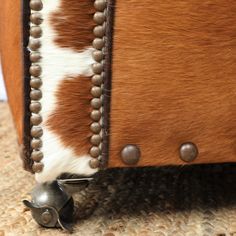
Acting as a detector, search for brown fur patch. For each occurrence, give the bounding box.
[46,76,92,155]
[109,1,236,167]
[50,0,95,52]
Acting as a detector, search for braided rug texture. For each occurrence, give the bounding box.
[1,102,236,236]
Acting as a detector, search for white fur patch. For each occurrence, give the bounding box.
[34,0,97,183]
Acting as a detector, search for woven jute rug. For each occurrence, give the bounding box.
[1,102,236,236]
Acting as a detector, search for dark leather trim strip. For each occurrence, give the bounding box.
[21,0,34,172]
[101,0,116,168]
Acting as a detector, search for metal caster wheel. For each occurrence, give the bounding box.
[23,180,74,233]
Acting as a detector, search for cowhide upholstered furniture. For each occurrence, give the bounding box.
[1,0,236,231]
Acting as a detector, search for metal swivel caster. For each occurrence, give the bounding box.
[23,180,74,233]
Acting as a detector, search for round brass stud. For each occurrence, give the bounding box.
[92,38,104,50]
[92,63,103,74]
[179,142,198,163]
[32,162,44,173]
[93,12,106,24]
[30,0,43,11]
[91,86,102,97]
[90,146,100,158]
[90,110,101,121]
[91,98,102,109]
[94,0,106,11]
[30,52,41,63]
[31,151,43,162]
[29,39,41,51]
[30,114,42,125]
[31,126,43,138]
[30,12,43,25]
[30,65,42,77]
[30,78,42,89]
[93,25,105,38]
[30,26,42,38]
[30,89,42,100]
[90,135,102,146]
[31,139,42,149]
[121,144,141,165]
[92,50,104,62]
[92,74,103,86]
[89,158,100,169]
[90,122,101,134]
[30,102,41,113]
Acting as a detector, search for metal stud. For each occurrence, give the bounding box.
[30,52,41,63]
[94,0,106,11]
[91,86,102,97]
[30,65,42,77]
[89,158,100,169]
[90,146,100,158]
[32,162,44,173]
[30,12,43,25]
[92,50,104,62]
[90,122,101,134]
[90,135,102,146]
[30,114,42,125]
[93,12,106,24]
[31,126,43,138]
[30,102,41,113]
[29,39,41,51]
[30,0,43,11]
[30,26,42,38]
[92,63,103,74]
[92,74,103,86]
[31,151,43,162]
[179,142,198,163]
[93,25,105,38]
[90,110,101,121]
[31,139,42,149]
[30,89,42,100]
[30,115,42,126]
[121,145,141,165]
[30,78,42,89]
[91,98,102,109]
[92,38,104,50]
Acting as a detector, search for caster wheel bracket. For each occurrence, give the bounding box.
[23,180,74,233]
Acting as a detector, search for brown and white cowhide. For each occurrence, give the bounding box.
[35,0,97,183]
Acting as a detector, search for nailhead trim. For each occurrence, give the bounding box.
[30,12,43,25]
[29,0,44,173]
[89,0,107,169]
